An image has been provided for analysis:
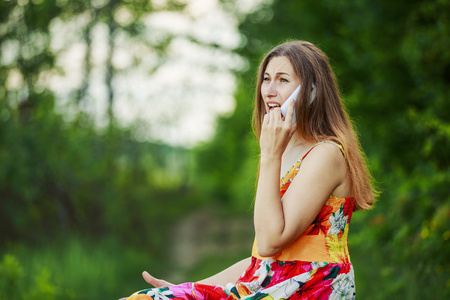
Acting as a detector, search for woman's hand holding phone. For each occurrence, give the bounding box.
[260,99,297,159]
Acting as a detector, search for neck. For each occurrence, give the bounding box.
[286,133,312,151]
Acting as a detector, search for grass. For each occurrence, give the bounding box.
[0,237,162,300]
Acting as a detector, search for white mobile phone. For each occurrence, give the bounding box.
[280,84,317,124]
[280,85,301,124]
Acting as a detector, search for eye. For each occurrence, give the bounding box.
[281,78,289,83]
[263,77,270,82]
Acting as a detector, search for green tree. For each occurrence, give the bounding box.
[0,0,195,245]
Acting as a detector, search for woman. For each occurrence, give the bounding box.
[124,40,377,300]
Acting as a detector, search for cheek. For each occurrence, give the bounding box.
[278,97,287,107]
[260,99,268,113]
[260,81,271,95]
[281,90,292,102]
[260,85,266,96]
[262,101,268,112]
[260,88,268,102]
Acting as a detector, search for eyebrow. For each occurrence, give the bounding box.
[264,71,291,77]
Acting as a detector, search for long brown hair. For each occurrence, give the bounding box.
[252,40,378,210]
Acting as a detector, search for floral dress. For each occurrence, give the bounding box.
[126,141,356,300]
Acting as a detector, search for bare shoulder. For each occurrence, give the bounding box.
[300,142,347,175]
[305,142,345,163]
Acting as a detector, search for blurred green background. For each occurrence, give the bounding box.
[0,0,449,299]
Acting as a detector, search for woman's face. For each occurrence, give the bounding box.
[261,56,301,114]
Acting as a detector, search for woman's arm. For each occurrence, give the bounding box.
[139,257,251,288]
[255,144,346,257]
[254,103,347,257]
[196,257,251,286]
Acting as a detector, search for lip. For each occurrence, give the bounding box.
[266,101,282,113]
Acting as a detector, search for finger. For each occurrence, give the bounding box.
[143,271,173,287]
[269,107,282,124]
[142,271,163,287]
[263,113,269,125]
[142,271,153,284]
[284,99,295,124]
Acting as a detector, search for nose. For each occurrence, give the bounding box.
[263,81,277,98]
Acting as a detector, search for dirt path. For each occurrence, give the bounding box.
[168,207,253,282]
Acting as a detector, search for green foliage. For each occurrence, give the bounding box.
[193,80,259,212]
[0,238,162,300]
[0,94,197,247]
[0,252,61,300]
[0,0,200,247]
[0,0,225,298]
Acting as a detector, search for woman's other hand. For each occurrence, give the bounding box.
[118,272,174,300]
[142,271,174,287]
